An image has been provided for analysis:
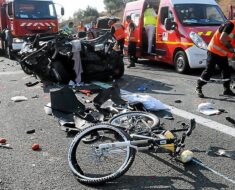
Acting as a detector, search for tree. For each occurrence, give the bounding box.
[103,0,135,14]
[73,9,84,21]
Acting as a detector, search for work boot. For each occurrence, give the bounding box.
[195,87,204,98]
[127,63,135,68]
[223,81,235,96]
[223,89,235,96]
[195,79,207,98]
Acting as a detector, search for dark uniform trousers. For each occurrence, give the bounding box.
[198,51,231,89]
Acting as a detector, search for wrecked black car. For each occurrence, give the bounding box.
[17,31,124,83]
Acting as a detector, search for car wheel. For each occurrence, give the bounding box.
[174,51,189,74]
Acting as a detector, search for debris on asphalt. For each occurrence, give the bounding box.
[44,103,52,115]
[218,109,227,113]
[32,143,40,151]
[122,94,169,111]
[26,129,36,134]
[174,100,182,103]
[0,143,12,149]
[198,102,220,116]
[32,95,39,99]
[225,117,235,125]
[0,138,7,143]
[207,146,235,160]
[11,96,28,102]
[25,81,40,87]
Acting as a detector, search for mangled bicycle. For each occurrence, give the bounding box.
[68,111,196,185]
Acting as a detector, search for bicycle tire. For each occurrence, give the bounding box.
[68,123,136,185]
[109,111,160,134]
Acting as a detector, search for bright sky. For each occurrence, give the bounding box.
[54,0,105,19]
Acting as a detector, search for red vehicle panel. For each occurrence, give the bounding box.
[123,0,227,73]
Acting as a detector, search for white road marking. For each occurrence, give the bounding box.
[93,81,235,137]
[169,106,235,137]
[0,71,23,75]
[193,159,235,184]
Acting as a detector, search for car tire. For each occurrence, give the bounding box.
[174,51,189,74]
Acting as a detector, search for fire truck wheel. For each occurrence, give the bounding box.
[174,51,189,74]
[5,43,13,60]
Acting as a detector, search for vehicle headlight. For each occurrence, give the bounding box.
[13,38,24,43]
[189,32,207,50]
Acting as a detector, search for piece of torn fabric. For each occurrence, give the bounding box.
[207,146,235,160]
[71,40,83,84]
[94,86,126,107]
[198,102,220,116]
[122,94,169,111]
[50,86,85,114]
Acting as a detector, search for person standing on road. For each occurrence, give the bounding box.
[77,20,87,33]
[63,21,76,35]
[144,3,157,54]
[108,19,125,54]
[196,20,235,98]
[126,15,137,68]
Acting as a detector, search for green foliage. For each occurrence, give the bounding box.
[73,6,99,24]
[103,0,136,14]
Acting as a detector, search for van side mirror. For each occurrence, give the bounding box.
[61,7,65,16]
[164,18,177,31]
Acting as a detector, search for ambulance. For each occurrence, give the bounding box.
[123,0,227,73]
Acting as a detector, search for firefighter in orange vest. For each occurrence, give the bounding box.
[126,15,137,68]
[196,20,235,98]
[108,19,125,53]
[77,20,87,33]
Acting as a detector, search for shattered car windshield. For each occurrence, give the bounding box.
[14,1,56,19]
[174,4,226,26]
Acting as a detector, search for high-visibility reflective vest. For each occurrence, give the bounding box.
[208,20,235,57]
[112,23,125,40]
[144,8,157,26]
[78,25,86,32]
[127,21,137,42]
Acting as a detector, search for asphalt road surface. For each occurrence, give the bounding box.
[0,57,235,190]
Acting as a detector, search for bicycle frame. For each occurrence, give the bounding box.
[97,119,195,156]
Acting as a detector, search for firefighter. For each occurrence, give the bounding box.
[108,19,125,53]
[196,20,235,98]
[63,21,76,35]
[144,3,157,54]
[126,15,137,68]
[77,20,87,33]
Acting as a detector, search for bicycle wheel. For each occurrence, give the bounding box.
[109,111,160,135]
[68,123,136,185]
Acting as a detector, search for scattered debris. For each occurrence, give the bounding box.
[11,96,28,102]
[0,138,7,143]
[32,95,39,99]
[226,117,235,125]
[0,143,12,149]
[26,129,36,134]
[44,103,52,115]
[218,109,227,113]
[25,81,39,87]
[174,100,182,103]
[207,146,235,160]
[122,94,169,111]
[198,102,220,116]
[32,143,40,151]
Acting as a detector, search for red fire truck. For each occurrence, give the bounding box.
[123,0,228,73]
[0,0,64,59]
